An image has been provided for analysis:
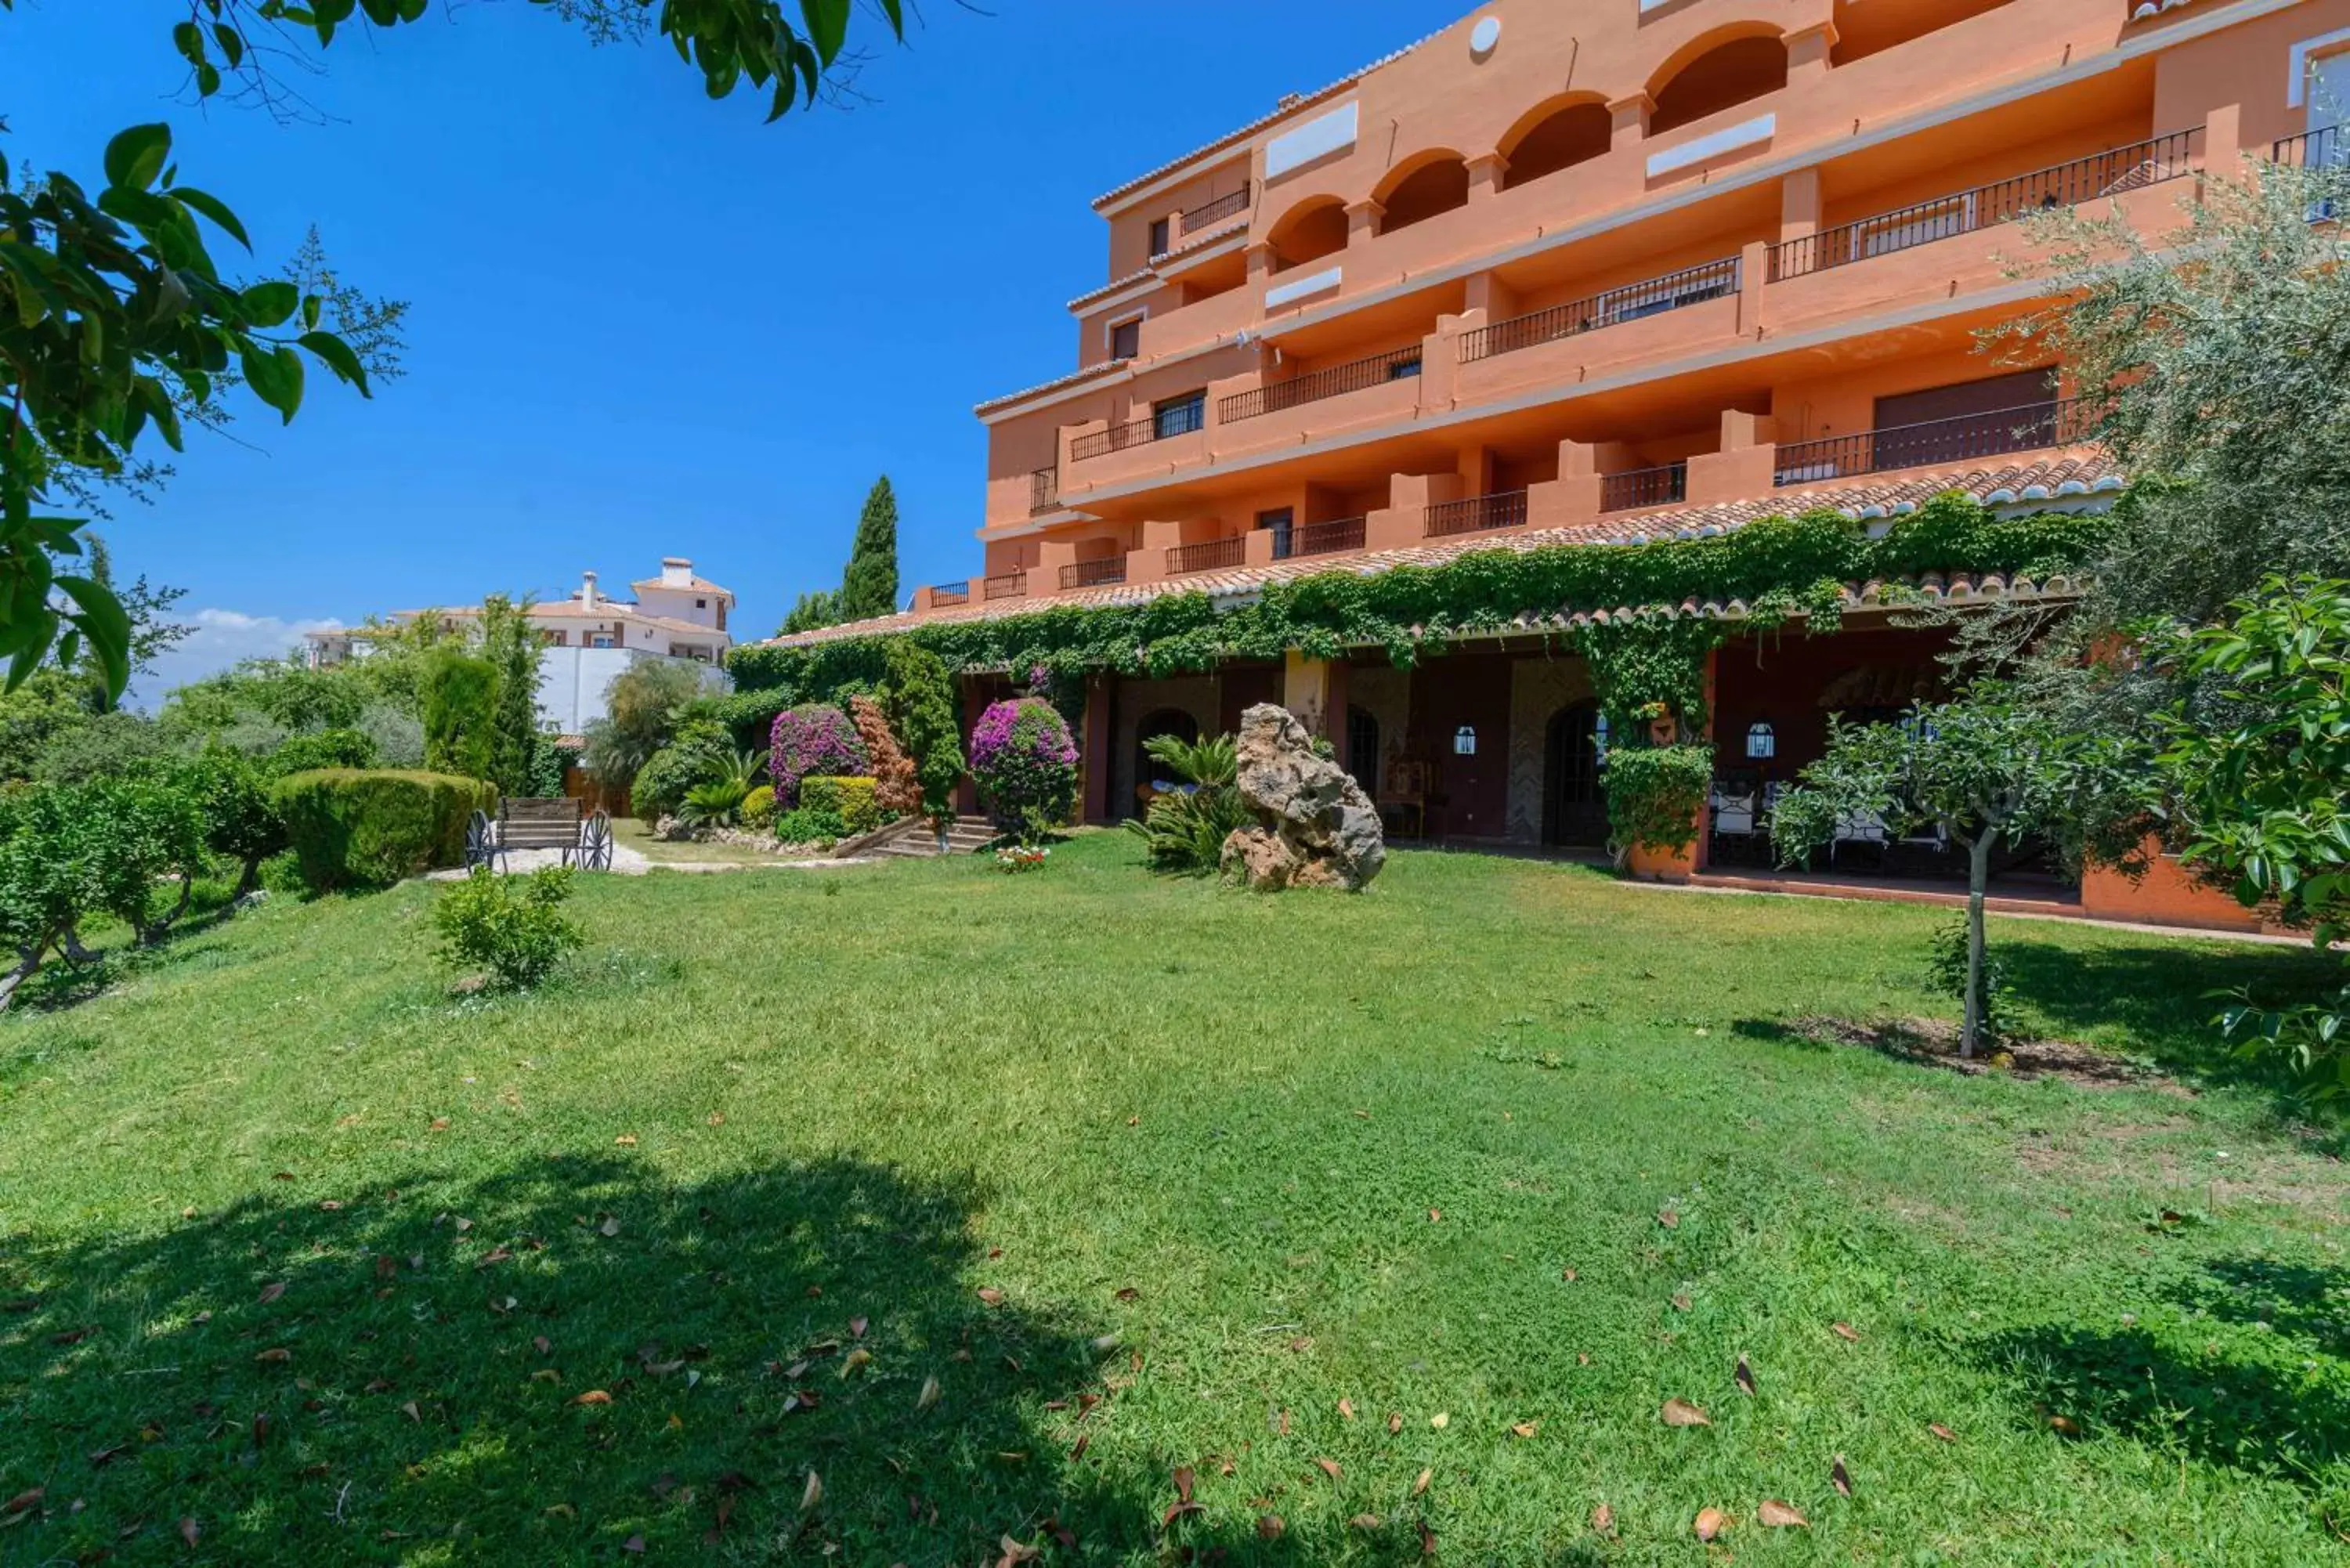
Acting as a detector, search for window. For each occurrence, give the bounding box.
[1389,357,1423,381]
[1148,217,1171,256]
[591,634,614,649]
[1109,318,1142,360]
[1258,508,1295,560]
[695,598,707,609]
[1153,392,1206,439]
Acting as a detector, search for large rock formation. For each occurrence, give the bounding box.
[1220,703,1386,892]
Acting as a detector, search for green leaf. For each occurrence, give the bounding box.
[240,341,306,423]
[240,279,301,328]
[103,123,173,192]
[213,22,246,67]
[172,20,207,66]
[298,330,371,396]
[798,0,848,65]
[58,576,131,703]
[170,185,253,251]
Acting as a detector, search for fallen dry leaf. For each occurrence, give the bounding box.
[997,1537,1041,1566]
[1429,1412,1448,1429]
[1736,1354,1757,1396]
[1590,1502,1615,1537]
[533,1335,551,1356]
[1418,1519,1437,1555]
[1428,1208,1441,1223]
[428,1118,450,1133]
[258,1282,286,1306]
[1350,1513,1382,1530]
[614,1135,638,1147]
[1694,1507,1728,1541]
[1509,1421,1538,1439]
[1412,1467,1431,1498]
[1661,1397,1711,1428]
[1658,1209,1679,1229]
[400,1401,420,1422]
[976,1288,1006,1308]
[1338,1398,1355,1420]
[916,1375,941,1411]
[849,1316,868,1340]
[543,1505,576,1519]
[1929,1422,1958,1443]
[2,1490,41,1517]
[1387,1411,1403,1435]
[598,1215,621,1238]
[840,1348,872,1379]
[1671,1293,1692,1313]
[1562,1268,1578,1282]
[1256,1515,1285,1540]
[1114,1288,1140,1303]
[622,1534,645,1554]
[255,1348,291,1365]
[179,1517,201,1547]
[800,1471,822,1512]
[1173,1465,1195,1504]
[1832,1322,1861,1343]
[1832,1454,1853,1497]
[252,1414,272,1446]
[530,1369,560,1385]
[707,1113,725,1127]
[2049,1414,2083,1436]
[1759,1499,1809,1528]
[1162,1501,1204,1528]
[569,1390,612,1407]
[1314,1458,1341,1482]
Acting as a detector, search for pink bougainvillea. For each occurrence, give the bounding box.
[967,698,1077,842]
[769,705,869,808]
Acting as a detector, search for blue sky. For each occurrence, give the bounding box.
[4,1,1449,699]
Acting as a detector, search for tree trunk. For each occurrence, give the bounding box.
[1963,832,1994,1059]
[60,924,98,966]
[237,855,263,898]
[0,945,44,1014]
[141,875,194,945]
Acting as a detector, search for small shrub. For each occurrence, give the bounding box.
[678,777,751,828]
[433,865,584,989]
[851,695,921,820]
[631,720,733,822]
[772,805,845,847]
[996,844,1049,874]
[769,706,869,808]
[275,769,495,891]
[256,850,306,896]
[740,785,776,828]
[882,641,967,826]
[270,728,379,777]
[969,699,1077,844]
[1601,743,1716,862]
[800,776,882,838]
[1125,732,1248,873]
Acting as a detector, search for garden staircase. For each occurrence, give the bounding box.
[848,815,1000,860]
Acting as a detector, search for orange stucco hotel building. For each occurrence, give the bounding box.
[776,0,2346,924]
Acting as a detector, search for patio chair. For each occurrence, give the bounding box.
[1828,810,1889,869]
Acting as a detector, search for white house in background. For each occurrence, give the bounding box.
[305,558,736,735]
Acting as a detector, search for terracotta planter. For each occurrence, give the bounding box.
[1647,717,1679,747]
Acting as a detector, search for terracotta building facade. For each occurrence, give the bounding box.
[770,0,2348,930]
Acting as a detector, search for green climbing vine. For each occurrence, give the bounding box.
[729,493,2110,710]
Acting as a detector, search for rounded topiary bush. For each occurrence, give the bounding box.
[274,769,495,891]
[769,706,869,808]
[969,698,1078,843]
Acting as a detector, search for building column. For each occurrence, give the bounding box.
[2203,102,2243,171]
[1608,93,1653,152]
[1786,23,1837,84]
[1779,167,1822,244]
[1282,652,1350,753]
[1466,151,1510,201]
[1081,672,1115,825]
[1346,199,1386,247]
[1685,410,1779,505]
[1246,244,1275,287]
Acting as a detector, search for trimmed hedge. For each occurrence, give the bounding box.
[799,776,883,838]
[275,769,495,891]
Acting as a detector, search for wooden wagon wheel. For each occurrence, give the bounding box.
[581,810,615,872]
[464,809,494,870]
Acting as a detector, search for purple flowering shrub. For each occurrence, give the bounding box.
[768,705,870,808]
[968,698,1078,842]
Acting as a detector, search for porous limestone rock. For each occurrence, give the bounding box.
[1219,703,1386,891]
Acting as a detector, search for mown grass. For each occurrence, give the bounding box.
[1,834,2345,1565]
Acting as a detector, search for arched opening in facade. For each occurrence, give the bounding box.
[1266,197,1348,273]
[1376,153,1472,234]
[1500,97,1614,190]
[1649,33,1789,136]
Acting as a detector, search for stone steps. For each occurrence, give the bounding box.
[858,816,1000,859]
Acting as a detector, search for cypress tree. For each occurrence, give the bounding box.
[837,476,901,622]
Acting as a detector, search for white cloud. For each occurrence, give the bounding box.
[132,609,346,710]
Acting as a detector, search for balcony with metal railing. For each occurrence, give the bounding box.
[1424,490,1530,539]
[1180,184,1252,238]
[1600,462,1690,514]
[1060,557,1129,592]
[1767,128,2200,281]
[1220,347,1424,425]
[1070,396,1207,463]
[1165,537,1247,576]
[1459,258,1741,364]
[1281,517,1368,561]
[1772,398,2090,486]
[2275,124,2343,168]
[982,572,1028,602]
[930,581,971,609]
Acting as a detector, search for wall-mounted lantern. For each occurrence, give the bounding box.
[1746,722,1777,761]
[1454,726,1478,757]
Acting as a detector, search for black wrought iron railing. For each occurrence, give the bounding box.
[1459,257,1741,364]
[1180,184,1253,237]
[1030,466,1059,514]
[1059,558,1128,591]
[982,572,1027,602]
[929,582,971,608]
[1219,347,1423,424]
[1070,396,1206,462]
[1768,128,2201,281]
[1284,516,1368,560]
[1600,462,1689,514]
[1771,398,2090,486]
[1423,490,1530,538]
[2272,123,2342,168]
[1166,537,1247,576]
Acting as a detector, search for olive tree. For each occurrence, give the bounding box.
[1772,690,2155,1056]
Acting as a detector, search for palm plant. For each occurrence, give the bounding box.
[677,777,753,829]
[1124,732,1250,873]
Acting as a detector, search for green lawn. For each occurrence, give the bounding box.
[2,835,2345,1565]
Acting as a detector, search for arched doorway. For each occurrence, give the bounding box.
[1543,703,1608,847]
[1347,706,1381,797]
[1133,709,1202,812]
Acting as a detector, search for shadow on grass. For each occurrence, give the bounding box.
[1999,939,2344,1107]
[0,1154,1408,1565]
[1976,1255,2350,1505]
